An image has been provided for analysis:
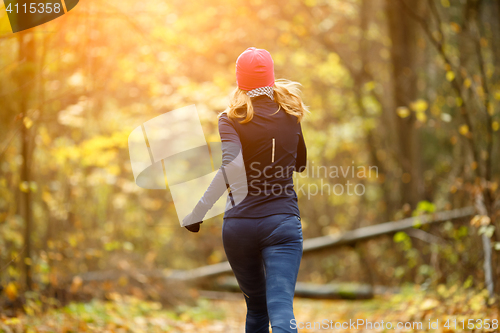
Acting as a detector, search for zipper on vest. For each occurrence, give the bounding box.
[271,138,275,163]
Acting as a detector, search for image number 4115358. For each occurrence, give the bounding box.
[3,0,79,33]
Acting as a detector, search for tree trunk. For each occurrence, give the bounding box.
[385,0,424,209]
[17,31,36,291]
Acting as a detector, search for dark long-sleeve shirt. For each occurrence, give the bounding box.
[184,94,306,224]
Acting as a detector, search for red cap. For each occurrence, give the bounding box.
[236,47,275,91]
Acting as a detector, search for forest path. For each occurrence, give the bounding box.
[2,285,498,332]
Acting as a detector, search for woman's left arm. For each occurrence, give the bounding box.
[183,114,243,232]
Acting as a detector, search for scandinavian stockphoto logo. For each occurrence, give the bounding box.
[128,105,247,227]
[3,0,79,33]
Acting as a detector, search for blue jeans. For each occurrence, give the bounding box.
[222,214,303,333]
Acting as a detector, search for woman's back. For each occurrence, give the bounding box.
[220,94,306,218]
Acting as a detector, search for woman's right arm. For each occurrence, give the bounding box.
[295,123,307,172]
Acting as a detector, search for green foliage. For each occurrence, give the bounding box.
[415,201,436,215]
[1,295,227,332]
[393,231,412,250]
[478,225,496,238]
[177,298,225,322]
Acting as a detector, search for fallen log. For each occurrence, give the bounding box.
[302,206,474,253]
[167,262,231,281]
[75,207,474,283]
[217,277,374,300]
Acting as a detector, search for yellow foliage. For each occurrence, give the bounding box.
[493,121,499,132]
[5,282,18,300]
[420,298,439,310]
[494,90,500,100]
[106,165,121,176]
[488,104,494,116]
[446,71,455,82]
[39,126,52,145]
[279,33,292,45]
[364,81,375,92]
[397,106,410,118]
[292,52,309,67]
[410,99,428,113]
[441,0,450,7]
[416,112,427,123]
[476,85,485,98]
[293,25,307,37]
[450,22,461,33]
[459,124,469,136]
[19,181,30,193]
[470,215,491,227]
[23,116,33,129]
[118,275,129,287]
[431,105,441,116]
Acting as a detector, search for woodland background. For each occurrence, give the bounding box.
[0,0,500,329]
